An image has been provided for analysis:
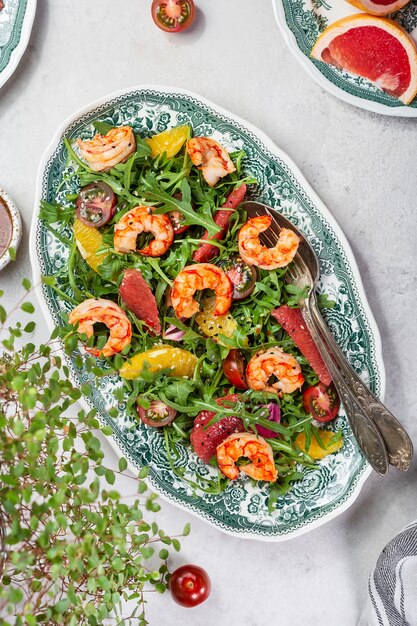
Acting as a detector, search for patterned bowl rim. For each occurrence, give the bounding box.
[0,186,22,271]
[271,0,417,118]
[29,84,381,541]
[0,0,37,90]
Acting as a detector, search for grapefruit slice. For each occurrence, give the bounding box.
[346,0,411,16]
[271,305,332,386]
[311,14,417,104]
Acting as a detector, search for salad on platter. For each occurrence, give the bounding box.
[40,122,344,510]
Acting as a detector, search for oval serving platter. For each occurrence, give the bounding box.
[0,0,36,90]
[272,0,417,117]
[30,86,382,541]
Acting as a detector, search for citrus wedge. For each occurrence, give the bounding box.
[146,125,190,159]
[195,295,247,347]
[311,14,417,104]
[295,430,343,460]
[73,218,108,273]
[346,0,410,16]
[119,345,197,380]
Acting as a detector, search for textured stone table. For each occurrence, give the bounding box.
[1,1,416,624]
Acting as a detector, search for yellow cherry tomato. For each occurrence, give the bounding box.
[119,345,197,380]
[295,429,343,460]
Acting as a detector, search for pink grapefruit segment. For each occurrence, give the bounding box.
[346,0,410,17]
[311,14,417,104]
[271,305,332,386]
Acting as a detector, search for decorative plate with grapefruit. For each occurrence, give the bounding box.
[272,0,417,115]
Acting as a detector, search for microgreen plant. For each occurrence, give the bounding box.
[0,284,189,625]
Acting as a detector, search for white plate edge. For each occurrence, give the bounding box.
[271,0,417,118]
[0,0,37,90]
[28,83,380,542]
[0,186,22,270]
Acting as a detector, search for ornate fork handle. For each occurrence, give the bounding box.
[308,295,413,471]
[300,302,389,475]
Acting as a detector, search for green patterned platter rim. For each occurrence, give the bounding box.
[272,0,417,116]
[30,86,383,541]
[0,0,36,89]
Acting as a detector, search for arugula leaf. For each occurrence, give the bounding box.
[284,283,310,307]
[317,293,336,309]
[143,175,221,237]
[40,201,74,225]
[92,121,115,136]
[64,138,92,172]
[134,135,152,159]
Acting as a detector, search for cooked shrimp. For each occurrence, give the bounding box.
[68,299,132,358]
[246,347,304,395]
[171,263,233,319]
[238,216,300,270]
[77,126,136,172]
[114,206,174,257]
[187,137,236,187]
[217,432,278,482]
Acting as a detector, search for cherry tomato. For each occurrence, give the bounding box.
[223,349,248,390]
[76,181,117,228]
[168,210,190,235]
[137,399,177,427]
[303,382,340,423]
[151,0,195,33]
[219,256,257,300]
[169,565,211,608]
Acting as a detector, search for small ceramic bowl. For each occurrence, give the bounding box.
[0,187,22,271]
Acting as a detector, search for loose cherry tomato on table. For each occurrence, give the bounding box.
[76,181,117,228]
[303,382,340,422]
[169,564,211,607]
[151,0,195,33]
[137,399,177,427]
[223,349,248,390]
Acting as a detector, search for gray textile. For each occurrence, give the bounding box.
[360,521,417,626]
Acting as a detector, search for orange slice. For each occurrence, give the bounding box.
[311,14,417,104]
[146,125,190,159]
[346,0,410,16]
[195,295,238,346]
[119,345,197,380]
[73,218,108,273]
[295,430,343,460]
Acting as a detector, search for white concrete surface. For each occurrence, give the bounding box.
[1,1,417,624]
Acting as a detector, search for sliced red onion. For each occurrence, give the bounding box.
[163,324,185,341]
[255,403,281,439]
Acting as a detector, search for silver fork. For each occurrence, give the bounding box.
[244,201,413,474]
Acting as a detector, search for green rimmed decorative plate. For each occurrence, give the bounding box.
[272,0,417,116]
[30,86,383,541]
[0,0,36,89]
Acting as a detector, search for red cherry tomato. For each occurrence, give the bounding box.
[76,181,117,228]
[168,210,190,235]
[151,0,195,33]
[137,399,177,427]
[223,349,248,390]
[219,256,257,301]
[169,565,211,608]
[303,382,340,423]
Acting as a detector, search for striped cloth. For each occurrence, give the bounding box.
[359,521,417,626]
